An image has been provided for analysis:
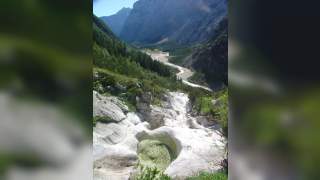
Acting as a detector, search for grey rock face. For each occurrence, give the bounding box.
[93,91,226,179]
[100,8,132,36]
[135,92,152,119]
[105,96,129,114]
[183,17,228,89]
[93,91,127,122]
[120,0,227,45]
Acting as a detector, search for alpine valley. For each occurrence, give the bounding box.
[94,0,228,179]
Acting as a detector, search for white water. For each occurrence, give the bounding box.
[94,49,223,180]
[93,91,225,179]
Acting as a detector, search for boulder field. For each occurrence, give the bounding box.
[93,91,226,179]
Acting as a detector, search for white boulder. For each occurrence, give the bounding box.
[93,91,126,122]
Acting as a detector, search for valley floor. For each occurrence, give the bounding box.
[144,50,213,92]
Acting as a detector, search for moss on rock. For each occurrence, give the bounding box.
[138,139,172,171]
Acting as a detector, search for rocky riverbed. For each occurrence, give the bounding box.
[93,91,226,179]
[145,50,212,92]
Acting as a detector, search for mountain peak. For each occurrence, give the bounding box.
[116,7,132,16]
[119,0,227,45]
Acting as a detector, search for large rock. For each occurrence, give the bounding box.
[93,119,142,180]
[93,94,148,179]
[136,92,152,116]
[142,92,195,129]
[93,91,126,122]
[136,126,226,179]
[93,91,226,179]
[135,92,226,178]
[105,96,129,114]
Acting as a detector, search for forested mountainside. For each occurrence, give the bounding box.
[93,15,183,108]
[93,14,225,108]
[93,13,228,132]
[102,0,228,89]
[93,15,228,180]
[119,0,227,45]
[100,8,131,36]
[93,15,173,78]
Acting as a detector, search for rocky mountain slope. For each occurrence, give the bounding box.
[93,14,227,179]
[185,18,228,89]
[119,0,227,45]
[100,8,131,36]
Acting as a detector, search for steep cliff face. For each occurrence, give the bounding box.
[119,0,227,45]
[100,8,132,36]
[184,18,228,89]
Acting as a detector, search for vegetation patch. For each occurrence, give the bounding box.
[134,166,171,180]
[188,88,228,135]
[211,90,228,135]
[93,116,117,126]
[186,171,227,180]
[188,72,209,87]
[0,153,44,175]
[195,96,213,115]
[168,46,193,66]
[138,139,173,171]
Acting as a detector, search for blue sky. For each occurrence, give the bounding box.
[93,0,137,17]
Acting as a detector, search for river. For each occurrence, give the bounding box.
[145,50,212,92]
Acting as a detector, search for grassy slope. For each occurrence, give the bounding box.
[93,15,228,178]
[93,13,228,133]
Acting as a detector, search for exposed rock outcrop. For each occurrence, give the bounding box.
[93,113,147,179]
[93,91,226,179]
[183,18,228,89]
[93,91,126,122]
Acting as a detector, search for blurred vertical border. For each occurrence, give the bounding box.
[229,0,320,180]
[0,0,92,180]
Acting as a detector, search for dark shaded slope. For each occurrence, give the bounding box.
[93,15,173,77]
[100,8,131,36]
[119,0,227,45]
[185,18,228,89]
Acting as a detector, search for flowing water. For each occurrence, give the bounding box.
[93,91,226,179]
[145,50,213,92]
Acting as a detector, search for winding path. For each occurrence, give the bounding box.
[145,50,212,92]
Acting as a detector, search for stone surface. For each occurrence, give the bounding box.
[93,91,226,179]
[93,93,148,180]
[136,126,225,179]
[120,0,227,45]
[105,96,130,114]
[93,91,126,122]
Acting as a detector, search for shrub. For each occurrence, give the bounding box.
[212,89,228,135]
[135,166,171,180]
[186,171,227,180]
